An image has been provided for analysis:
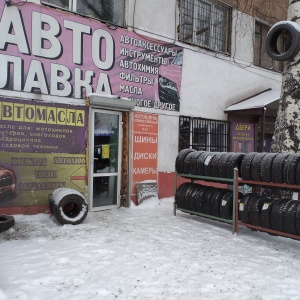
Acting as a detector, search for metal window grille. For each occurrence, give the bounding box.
[179,0,231,53]
[179,116,230,152]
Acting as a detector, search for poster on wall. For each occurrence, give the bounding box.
[0,98,87,208]
[0,2,183,111]
[131,112,158,205]
[231,122,254,153]
[0,98,87,153]
[0,152,86,207]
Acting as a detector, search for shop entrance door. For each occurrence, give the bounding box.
[89,109,122,211]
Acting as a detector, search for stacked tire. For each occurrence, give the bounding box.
[49,188,88,225]
[239,194,300,236]
[240,152,300,184]
[175,183,238,220]
[175,149,300,237]
[0,215,15,233]
[175,150,245,179]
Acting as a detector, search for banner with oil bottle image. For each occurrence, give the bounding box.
[0,152,86,207]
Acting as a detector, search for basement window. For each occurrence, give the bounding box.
[42,0,125,27]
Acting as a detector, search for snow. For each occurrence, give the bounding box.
[52,188,87,206]
[1,197,300,300]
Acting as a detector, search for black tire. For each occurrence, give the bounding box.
[0,214,15,232]
[295,202,300,235]
[295,159,300,185]
[270,200,287,232]
[175,183,191,209]
[225,152,245,178]
[260,197,275,229]
[195,186,208,213]
[250,153,267,182]
[239,193,257,224]
[188,184,202,212]
[195,152,210,176]
[210,188,227,217]
[248,195,265,226]
[190,152,204,175]
[175,149,195,174]
[220,191,233,220]
[261,153,278,182]
[183,151,197,175]
[240,152,256,180]
[202,152,216,176]
[283,200,299,235]
[182,183,195,210]
[210,152,225,177]
[204,152,220,177]
[218,153,233,178]
[271,153,291,183]
[202,187,216,215]
[283,154,300,185]
[52,190,88,225]
[266,21,300,61]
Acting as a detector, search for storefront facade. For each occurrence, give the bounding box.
[0,0,287,213]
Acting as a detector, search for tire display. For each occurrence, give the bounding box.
[240,152,256,180]
[50,188,88,225]
[174,149,300,240]
[283,154,300,185]
[220,191,234,220]
[250,153,267,181]
[266,21,300,61]
[272,153,291,183]
[175,183,233,219]
[260,153,278,182]
[260,198,275,229]
[210,189,227,217]
[175,149,196,174]
[247,195,266,226]
[282,200,298,235]
[175,149,246,179]
[0,214,15,232]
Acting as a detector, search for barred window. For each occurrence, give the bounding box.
[179,116,230,152]
[42,0,125,27]
[254,22,283,72]
[179,0,232,53]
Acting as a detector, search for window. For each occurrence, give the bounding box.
[254,22,283,72]
[179,0,232,53]
[42,0,125,27]
[179,116,230,152]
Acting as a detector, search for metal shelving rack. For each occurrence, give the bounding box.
[175,168,300,240]
[234,168,300,241]
[174,170,238,234]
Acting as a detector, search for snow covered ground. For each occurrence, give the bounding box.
[1,197,300,300]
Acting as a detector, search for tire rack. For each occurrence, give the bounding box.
[174,171,239,234]
[174,168,300,240]
[234,168,300,240]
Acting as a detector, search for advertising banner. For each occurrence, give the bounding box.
[0,152,86,207]
[131,112,158,205]
[231,122,254,153]
[0,3,183,111]
[0,97,87,153]
[0,98,87,208]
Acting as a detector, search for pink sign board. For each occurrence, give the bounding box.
[231,122,254,153]
[0,3,183,111]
